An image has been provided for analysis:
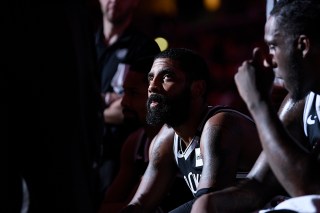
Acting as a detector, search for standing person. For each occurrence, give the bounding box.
[192,0,320,212]
[122,48,262,212]
[95,0,160,198]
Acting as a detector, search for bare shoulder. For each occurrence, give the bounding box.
[278,94,306,124]
[201,109,261,164]
[149,125,175,167]
[278,94,307,144]
[200,110,257,149]
[204,110,256,134]
[150,125,175,152]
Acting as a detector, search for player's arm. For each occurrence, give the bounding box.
[198,112,246,192]
[122,126,178,213]
[192,151,284,213]
[235,48,320,196]
[191,94,306,213]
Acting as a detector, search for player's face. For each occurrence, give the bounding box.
[265,16,308,100]
[146,58,191,127]
[121,70,148,125]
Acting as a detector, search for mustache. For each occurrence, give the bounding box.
[147,93,167,105]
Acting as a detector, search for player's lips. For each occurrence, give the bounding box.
[148,93,166,110]
[149,101,159,108]
[274,76,284,85]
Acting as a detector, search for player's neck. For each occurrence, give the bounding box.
[102,18,131,46]
[174,104,208,147]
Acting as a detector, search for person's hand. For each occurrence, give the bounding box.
[234,47,274,110]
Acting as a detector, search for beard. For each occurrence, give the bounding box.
[146,89,191,127]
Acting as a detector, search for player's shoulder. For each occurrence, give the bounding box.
[206,108,252,127]
[150,125,174,153]
[153,125,175,145]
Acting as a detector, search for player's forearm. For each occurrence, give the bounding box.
[125,174,169,212]
[192,179,274,213]
[247,99,314,196]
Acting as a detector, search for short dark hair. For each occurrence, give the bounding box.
[154,48,210,86]
[270,0,320,44]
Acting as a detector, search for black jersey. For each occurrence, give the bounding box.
[303,92,320,152]
[173,106,254,196]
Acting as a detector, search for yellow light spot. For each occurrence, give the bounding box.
[155,37,169,51]
[138,0,177,16]
[204,0,221,11]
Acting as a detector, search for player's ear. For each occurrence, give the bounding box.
[297,35,310,58]
[191,80,206,98]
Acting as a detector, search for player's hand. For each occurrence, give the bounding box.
[234,47,274,109]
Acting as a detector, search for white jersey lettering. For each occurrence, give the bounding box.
[184,172,201,194]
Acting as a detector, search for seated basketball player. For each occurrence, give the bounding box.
[99,57,193,213]
[121,48,262,212]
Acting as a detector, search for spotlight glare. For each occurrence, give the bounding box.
[204,0,221,11]
[155,37,169,51]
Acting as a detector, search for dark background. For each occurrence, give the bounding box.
[124,0,266,112]
[6,1,267,212]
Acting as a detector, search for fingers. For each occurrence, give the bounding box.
[264,53,273,68]
[252,47,264,68]
[251,47,275,78]
[252,47,275,69]
[237,46,271,76]
[234,46,275,104]
[252,47,260,59]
